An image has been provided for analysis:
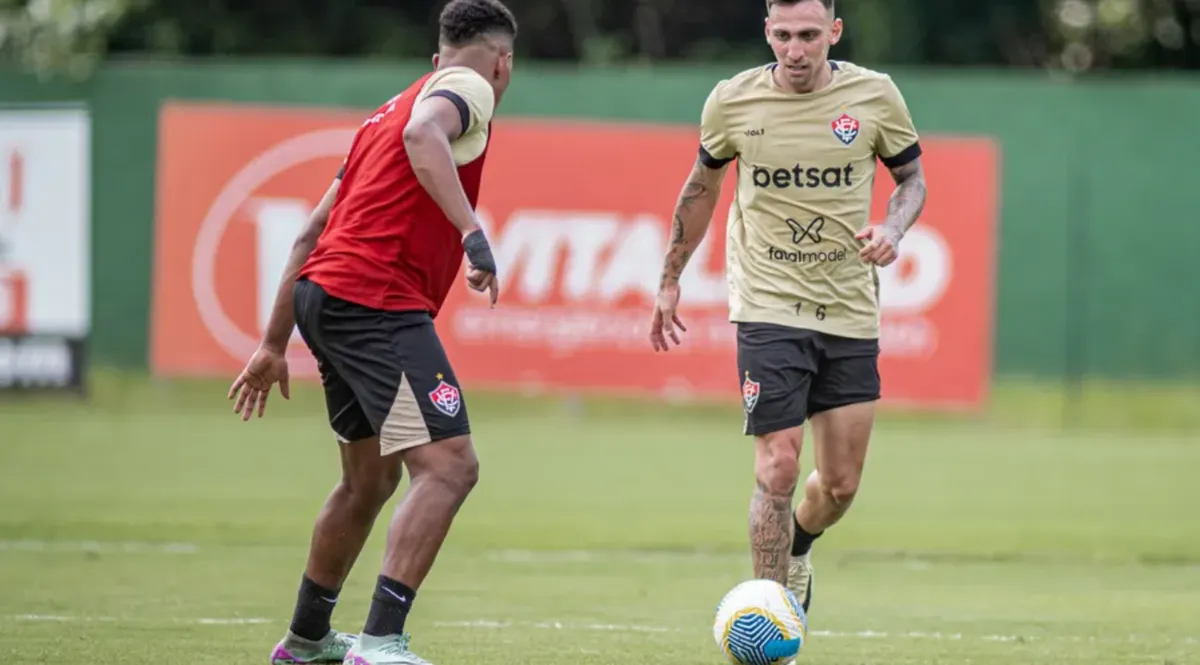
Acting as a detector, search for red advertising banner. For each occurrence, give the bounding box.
[152,101,999,410]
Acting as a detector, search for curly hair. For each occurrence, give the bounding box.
[439,0,518,47]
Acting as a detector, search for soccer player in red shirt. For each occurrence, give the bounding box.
[225,2,516,664]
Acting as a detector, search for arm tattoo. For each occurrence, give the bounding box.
[661,160,721,286]
[749,480,796,585]
[883,159,927,238]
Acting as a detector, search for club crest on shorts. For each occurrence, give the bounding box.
[742,373,761,413]
[428,375,461,417]
[831,113,860,146]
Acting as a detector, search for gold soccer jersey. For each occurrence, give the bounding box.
[699,61,921,339]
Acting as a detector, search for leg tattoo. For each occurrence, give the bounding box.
[749,480,795,585]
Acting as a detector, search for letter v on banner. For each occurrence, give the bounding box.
[150,102,999,412]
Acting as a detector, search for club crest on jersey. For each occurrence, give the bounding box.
[429,378,462,417]
[742,374,761,413]
[831,113,860,146]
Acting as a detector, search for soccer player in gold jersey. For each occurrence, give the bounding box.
[649,0,928,617]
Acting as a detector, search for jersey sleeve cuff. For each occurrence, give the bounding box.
[427,89,471,136]
[879,141,922,169]
[699,145,734,169]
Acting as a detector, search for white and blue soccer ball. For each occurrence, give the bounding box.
[713,579,808,665]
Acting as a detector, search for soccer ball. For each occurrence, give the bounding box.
[713,579,808,665]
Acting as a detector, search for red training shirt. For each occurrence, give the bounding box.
[299,66,497,318]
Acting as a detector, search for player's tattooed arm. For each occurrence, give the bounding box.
[882,158,927,240]
[660,159,726,286]
[260,177,340,352]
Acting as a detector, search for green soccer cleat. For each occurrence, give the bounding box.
[343,633,432,665]
[787,552,814,614]
[270,629,357,665]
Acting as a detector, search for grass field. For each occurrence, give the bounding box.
[2,370,1199,664]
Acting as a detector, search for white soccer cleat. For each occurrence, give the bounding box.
[271,630,356,664]
[343,634,432,665]
[786,552,814,613]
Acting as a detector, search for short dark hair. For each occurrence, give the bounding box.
[766,0,835,12]
[438,0,518,47]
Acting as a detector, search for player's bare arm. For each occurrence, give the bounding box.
[404,96,476,235]
[404,95,499,304]
[884,158,927,237]
[227,176,340,420]
[662,158,726,285]
[858,158,927,267]
[261,177,341,352]
[650,157,728,351]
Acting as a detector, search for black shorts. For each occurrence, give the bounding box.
[293,278,471,452]
[737,322,881,437]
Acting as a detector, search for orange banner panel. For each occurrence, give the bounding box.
[152,101,999,410]
[0,269,27,333]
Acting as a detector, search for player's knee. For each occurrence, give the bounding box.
[449,451,480,497]
[341,466,402,514]
[338,437,404,510]
[416,436,479,499]
[818,473,859,509]
[754,431,802,495]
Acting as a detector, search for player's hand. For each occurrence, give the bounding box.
[466,266,499,308]
[650,282,688,352]
[228,345,291,422]
[463,228,499,308]
[856,225,903,267]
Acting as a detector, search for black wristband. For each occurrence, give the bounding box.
[463,229,497,275]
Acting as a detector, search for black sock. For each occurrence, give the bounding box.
[289,575,340,642]
[791,515,823,556]
[363,575,418,637]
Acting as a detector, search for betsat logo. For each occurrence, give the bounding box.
[752,162,855,189]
